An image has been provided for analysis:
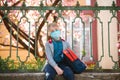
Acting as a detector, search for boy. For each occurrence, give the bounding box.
[44,23,74,80]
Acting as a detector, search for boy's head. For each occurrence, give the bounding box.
[48,22,60,35]
[48,23,61,40]
[48,22,59,32]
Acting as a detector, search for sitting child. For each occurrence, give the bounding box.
[44,22,74,80]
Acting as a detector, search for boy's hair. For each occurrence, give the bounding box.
[48,22,58,29]
[47,22,58,40]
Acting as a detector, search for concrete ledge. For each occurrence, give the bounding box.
[55,73,120,80]
[74,73,120,80]
[0,73,45,80]
[0,72,120,80]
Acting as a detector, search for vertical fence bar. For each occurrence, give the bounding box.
[16,19,19,61]
[35,22,37,58]
[9,19,12,59]
[28,21,30,60]
[6,11,12,61]
[58,10,67,40]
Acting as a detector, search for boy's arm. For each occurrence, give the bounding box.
[45,42,57,67]
[45,42,63,75]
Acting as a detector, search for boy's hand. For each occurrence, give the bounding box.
[54,65,63,75]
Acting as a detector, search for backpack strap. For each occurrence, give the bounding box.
[48,38,65,44]
[48,39,52,44]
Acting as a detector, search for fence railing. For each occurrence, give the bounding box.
[0,0,120,72]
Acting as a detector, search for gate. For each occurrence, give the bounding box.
[0,0,120,72]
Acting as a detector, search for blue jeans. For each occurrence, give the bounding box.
[44,64,74,80]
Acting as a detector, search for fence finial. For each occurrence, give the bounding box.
[76,1,80,7]
[94,2,98,7]
[112,1,116,7]
[22,0,26,7]
[5,1,8,7]
[40,1,44,7]
[58,0,62,7]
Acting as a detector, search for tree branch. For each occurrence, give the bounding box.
[0,43,25,49]
[10,20,35,48]
[37,0,60,38]
[12,0,24,6]
[36,0,60,58]
[0,0,35,48]
[0,0,60,58]
[0,12,35,56]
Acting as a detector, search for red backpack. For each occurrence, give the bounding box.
[63,48,86,74]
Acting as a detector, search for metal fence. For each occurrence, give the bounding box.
[0,0,120,72]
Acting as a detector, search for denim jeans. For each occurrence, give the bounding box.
[44,64,74,80]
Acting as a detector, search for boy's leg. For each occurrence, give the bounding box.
[60,65,74,80]
[44,64,56,80]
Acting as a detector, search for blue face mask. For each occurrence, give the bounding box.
[50,30,61,40]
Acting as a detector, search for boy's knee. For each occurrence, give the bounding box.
[45,72,56,80]
[63,67,74,79]
[63,72,74,80]
[64,71,73,77]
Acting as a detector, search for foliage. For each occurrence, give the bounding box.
[0,57,9,72]
[81,49,86,57]
[85,61,95,69]
[0,57,45,72]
